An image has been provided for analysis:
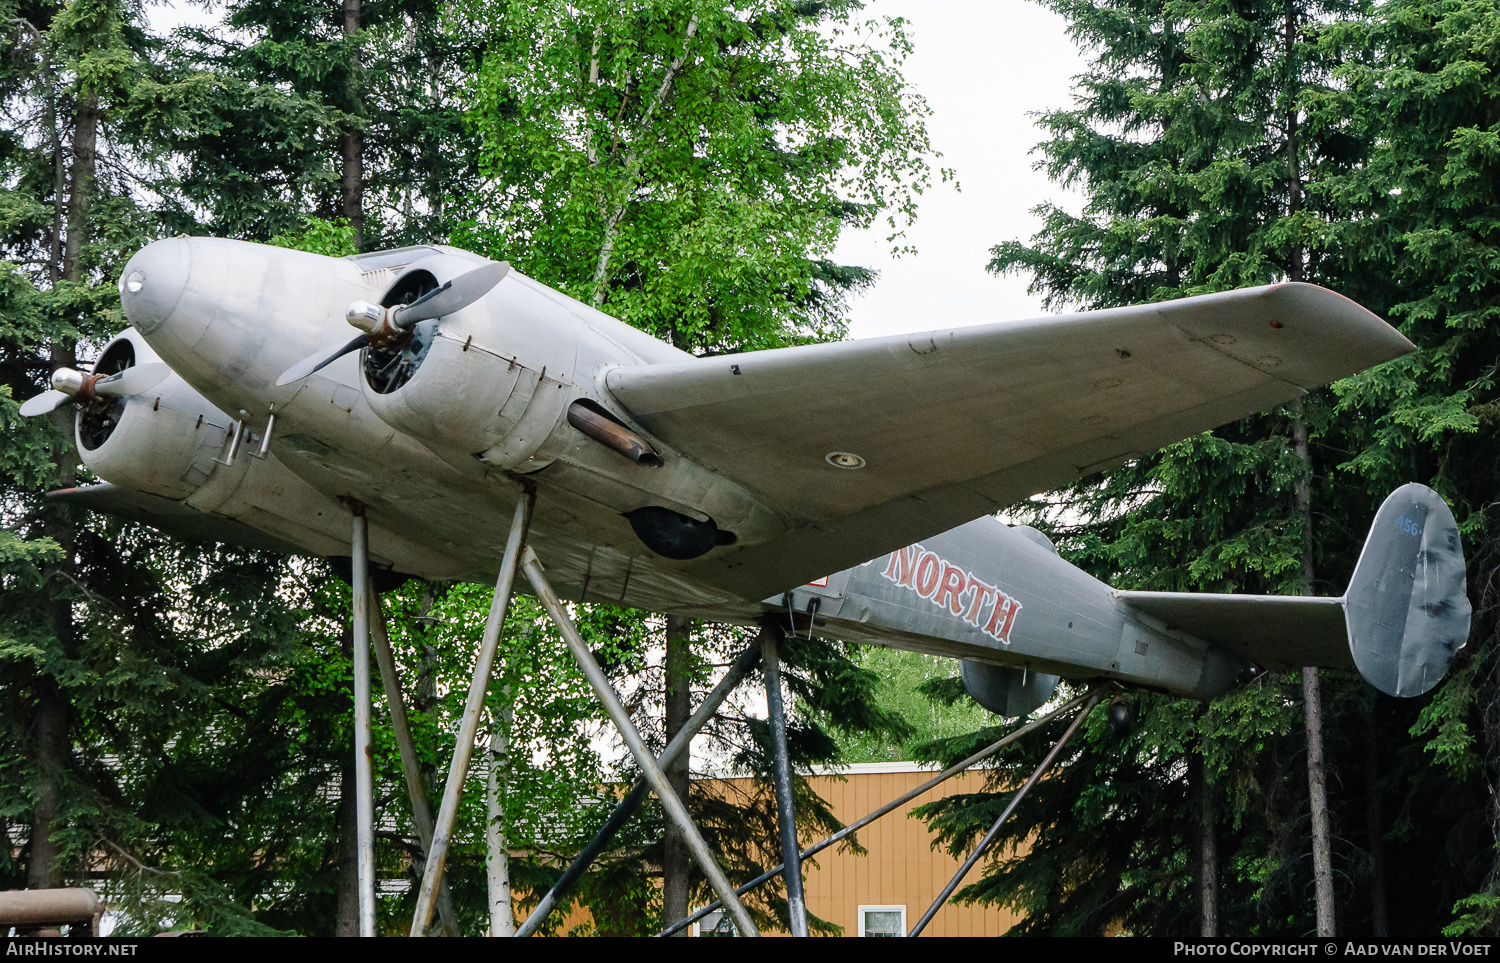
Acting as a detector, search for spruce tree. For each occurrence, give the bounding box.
[1328,0,1500,934]
[940,0,1399,936]
[0,0,212,897]
[169,0,482,247]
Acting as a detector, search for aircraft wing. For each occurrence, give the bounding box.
[48,484,305,555]
[606,283,1413,600]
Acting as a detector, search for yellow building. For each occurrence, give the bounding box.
[691,761,1021,937]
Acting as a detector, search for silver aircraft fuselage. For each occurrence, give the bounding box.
[80,236,1451,708]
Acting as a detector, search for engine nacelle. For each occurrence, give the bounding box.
[359,255,577,470]
[359,262,787,554]
[77,331,238,499]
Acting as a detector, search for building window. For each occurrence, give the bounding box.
[859,905,906,937]
[692,907,737,937]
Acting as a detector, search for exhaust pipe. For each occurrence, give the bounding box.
[567,400,663,468]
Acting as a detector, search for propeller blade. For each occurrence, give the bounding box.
[19,389,74,417]
[93,362,170,398]
[276,334,368,386]
[392,262,504,327]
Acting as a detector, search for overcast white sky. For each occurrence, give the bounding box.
[831,2,1089,339]
[147,0,1090,340]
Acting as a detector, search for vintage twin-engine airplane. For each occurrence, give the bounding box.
[28,237,1470,714]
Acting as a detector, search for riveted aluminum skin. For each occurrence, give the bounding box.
[776,516,1243,701]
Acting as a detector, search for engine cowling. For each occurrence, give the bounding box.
[77,331,238,499]
[358,260,787,555]
[358,256,578,470]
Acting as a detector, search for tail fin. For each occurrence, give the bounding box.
[1344,483,1470,697]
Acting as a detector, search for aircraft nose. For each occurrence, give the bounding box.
[118,237,191,335]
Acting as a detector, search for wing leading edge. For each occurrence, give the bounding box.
[608,283,1413,600]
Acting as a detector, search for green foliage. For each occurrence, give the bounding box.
[268,216,358,257]
[832,648,990,764]
[0,0,943,938]
[461,0,942,351]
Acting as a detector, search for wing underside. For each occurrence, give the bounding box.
[49,483,305,555]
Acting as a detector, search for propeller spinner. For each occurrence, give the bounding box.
[276,261,506,387]
[19,363,170,417]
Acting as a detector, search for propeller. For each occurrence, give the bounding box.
[276,261,505,387]
[19,363,170,417]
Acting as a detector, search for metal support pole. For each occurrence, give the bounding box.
[761,625,807,936]
[906,686,1106,937]
[409,491,534,937]
[514,641,763,937]
[368,597,460,937]
[351,511,376,938]
[657,686,1100,937]
[522,547,760,938]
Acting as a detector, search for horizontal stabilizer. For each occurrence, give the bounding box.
[1116,483,1470,698]
[1113,592,1350,670]
[48,483,303,555]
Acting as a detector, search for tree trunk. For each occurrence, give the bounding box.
[662,614,692,934]
[1192,749,1219,936]
[1304,667,1336,936]
[335,757,359,937]
[335,623,359,936]
[1366,699,1388,936]
[28,89,96,891]
[589,17,699,306]
[26,676,69,890]
[341,0,364,250]
[486,708,514,937]
[1284,0,1334,934]
[1292,398,1335,936]
[415,583,439,794]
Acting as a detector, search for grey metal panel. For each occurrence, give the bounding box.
[781,515,1245,700]
[607,283,1412,600]
[1345,483,1471,697]
[1114,591,1352,669]
[49,483,305,554]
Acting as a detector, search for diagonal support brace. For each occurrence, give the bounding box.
[515,640,763,937]
[761,623,808,936]
[907,685,1107,937]
[409,491,534,937]
[369,596,460,937]
[522,546,760,937]
[656,686,1101,937]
